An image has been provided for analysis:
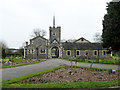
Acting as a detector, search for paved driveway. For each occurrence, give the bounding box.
[1,59,119,81]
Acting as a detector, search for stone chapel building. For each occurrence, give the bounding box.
[24,17,110,59]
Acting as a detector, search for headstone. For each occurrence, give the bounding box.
[112,70,116,74]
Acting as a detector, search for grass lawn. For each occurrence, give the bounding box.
[11,57,24,62]
[52,53,55,55]
[1,65,119,88]
[63,58,120,65]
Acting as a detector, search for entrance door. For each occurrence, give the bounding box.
[51,47,59,58]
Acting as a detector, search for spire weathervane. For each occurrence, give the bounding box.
[53,15,55,28]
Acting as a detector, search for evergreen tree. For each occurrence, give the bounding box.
[2,48,6,59]
[19,47,24,56]
[102,2,120,51]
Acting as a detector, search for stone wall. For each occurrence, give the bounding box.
[62,50,111,59]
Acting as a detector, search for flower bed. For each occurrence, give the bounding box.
[16,67,119,84]
[2,59,43,66]
[1,59,46,68]
[2,65,119,88]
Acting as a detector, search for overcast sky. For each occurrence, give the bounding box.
[0,0,112,49]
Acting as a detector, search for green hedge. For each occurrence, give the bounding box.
[63,58,120,65]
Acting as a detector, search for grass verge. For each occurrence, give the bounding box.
[0,60,45,69]
[2,80,119,88]
[63,58,120,65]
[1,65,120,88]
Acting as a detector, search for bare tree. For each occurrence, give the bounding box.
[61,39,66,42]
[93,32,102,43]
[67,39,76,43]
[0,41,7,49]
[32,28,46,38]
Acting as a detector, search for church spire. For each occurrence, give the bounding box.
[53,15,55,28]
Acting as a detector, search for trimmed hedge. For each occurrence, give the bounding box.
[63,58,120,65]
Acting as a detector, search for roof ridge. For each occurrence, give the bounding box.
[31,36,48,41]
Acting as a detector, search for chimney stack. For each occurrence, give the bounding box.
[26,42,28,46]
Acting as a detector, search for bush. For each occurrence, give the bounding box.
[0,60,6,63]
[64,58,119,65]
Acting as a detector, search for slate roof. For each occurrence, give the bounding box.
[74,37,91,43]
[30,36,48,41]
[61,42,106,50]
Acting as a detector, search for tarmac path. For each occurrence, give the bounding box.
[1,59,119,81]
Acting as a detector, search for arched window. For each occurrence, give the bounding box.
[32,49,34,54]
[85,51,89,56]
[25,49,27,55]
[28,50,30,54]
[103,51,106,55]
[76,50,80,56]
[94,51,97,55]
[66,50,71,56]
[53,32,56,36]
[40,49,46,54]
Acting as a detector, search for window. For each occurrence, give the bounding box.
[76,50,80,56]
[53,32,56,36]
[66,50,71,56]
[103,50,106,55]
[25,49,27,55]
[94,50,98,56]
[40,49,46,54]
[36,48,39,56]
[28,50,30,54]
[32,49,34,54]
[81,38,84,41]
[86,52,88,55]
[85,51,88,56]
[85,50,90,56]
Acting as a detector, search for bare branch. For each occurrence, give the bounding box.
[31,28,46,38]
[93,32,102,43]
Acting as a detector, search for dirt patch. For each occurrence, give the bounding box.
[17,67,119,84]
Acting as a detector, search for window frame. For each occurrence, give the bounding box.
[102,50,106,56]
[28,50,30,54]
[85,50,89,56]
[52,32,56,36]
[25,49,27,55]
[32,49,34,54]
[40,49,46,54]
[66,50,71,56]
[76,50,80,56]
[93,50,98,56]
